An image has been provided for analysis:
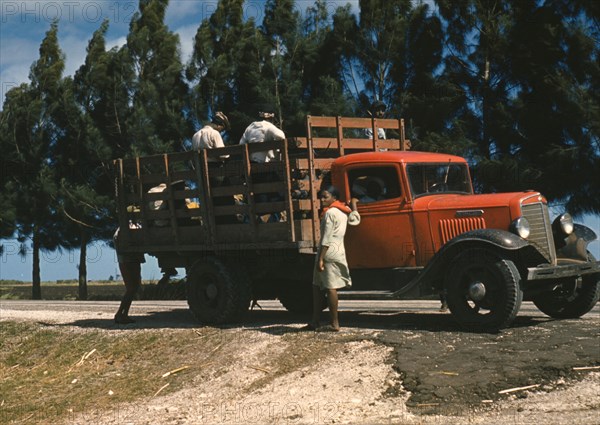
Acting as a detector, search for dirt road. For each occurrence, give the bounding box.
[1,299,599,424]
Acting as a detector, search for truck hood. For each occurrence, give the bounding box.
[413,191,545,213]
[412,191,548,252]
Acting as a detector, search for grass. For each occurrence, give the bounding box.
[0,280,186,301]
[0,321,225,423]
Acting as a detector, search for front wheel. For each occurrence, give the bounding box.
[445,248,523,331]
[186,257,251,324]
[533,253,600,319]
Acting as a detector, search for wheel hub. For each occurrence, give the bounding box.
[468,281,486,301]
[205,283,218,300]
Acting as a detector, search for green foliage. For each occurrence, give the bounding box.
[435,0,600,213]
[126,0,191,155]
[0,22,68,297]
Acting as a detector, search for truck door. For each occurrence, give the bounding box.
[344,164,416,268]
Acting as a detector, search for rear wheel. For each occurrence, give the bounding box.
[445,248,523,331]
[533,253,600,319]
[186,257,251,324]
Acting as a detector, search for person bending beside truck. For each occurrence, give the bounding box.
[306,186,356,332]
[113,228,144,324]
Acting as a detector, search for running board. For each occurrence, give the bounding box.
[338,290,397,300]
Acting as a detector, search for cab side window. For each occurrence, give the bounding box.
[349,166,401,204]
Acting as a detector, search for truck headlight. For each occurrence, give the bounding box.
[553,213,574,236]
[511,217,530,239]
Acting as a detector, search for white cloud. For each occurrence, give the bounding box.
[106,35,127,51]
[59,33,92,77]
[0,37,39,100]
[174,24,198,63]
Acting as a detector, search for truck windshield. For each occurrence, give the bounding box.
[407,163,472,198]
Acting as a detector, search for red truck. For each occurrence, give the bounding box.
[115,116,600,330]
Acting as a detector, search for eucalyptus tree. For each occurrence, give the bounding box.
[328,0,414,115]
[187,0,260,139]
[0,23,65,298]
[436,0,600,214]
[53,20,124,299]
[126,0,191,155]
[261,0,352,133]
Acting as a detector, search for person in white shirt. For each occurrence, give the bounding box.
[239,111,286,222]
[239,111,285,163]
[191,111,231,162]
[192,111,236,223]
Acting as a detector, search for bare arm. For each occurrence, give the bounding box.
[318,245,329,272]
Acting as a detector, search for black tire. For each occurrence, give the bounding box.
[186,257,251,324]
[533,253,600,319]
[278,280,327,314]
[445,248,523,331]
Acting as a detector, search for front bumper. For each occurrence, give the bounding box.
[527,259,600,281]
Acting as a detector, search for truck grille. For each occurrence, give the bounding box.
[439,217,486,244]
[521,202,556,264]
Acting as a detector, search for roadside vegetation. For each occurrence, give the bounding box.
[0,280,186,301]
[0,321,225,424]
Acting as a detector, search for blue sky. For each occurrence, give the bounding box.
[1,0,363,106]
[0,0,598,281]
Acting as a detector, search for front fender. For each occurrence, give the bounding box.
[443,229,529,251]
[393,229,542,297]
[556,223,598,262]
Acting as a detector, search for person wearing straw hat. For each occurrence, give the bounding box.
[192,111,231,162]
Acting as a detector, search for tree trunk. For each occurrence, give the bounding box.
[32,230,42,300]
[78,229,88,300]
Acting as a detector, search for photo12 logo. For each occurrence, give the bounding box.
[1,1,136,24]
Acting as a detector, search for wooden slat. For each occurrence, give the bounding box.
[192,149,212,242]
[144,209,202,220]
[336,116,344,156]
[163,154,181,246]
[254,201,287,215]
[213,204,250,216]
[307,119,319,251]
[125,226,206,247]
[136,157,150,244]
[282,139,296,242]
[115,159,131,245]
[252,181,287,193]
[338,117,403,129]
[170,169,197,180]
[140,174,168,185]
[292,137,403,150]
[145,189,196,201]
[292,199,312,210]
[215,222,291,243]
[242,144,258,231]
[211,184,247,197]
[200,149,217,245]
[293,158,335,170]
[307,115,337,127]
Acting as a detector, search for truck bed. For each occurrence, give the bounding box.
[114,116,409,260]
